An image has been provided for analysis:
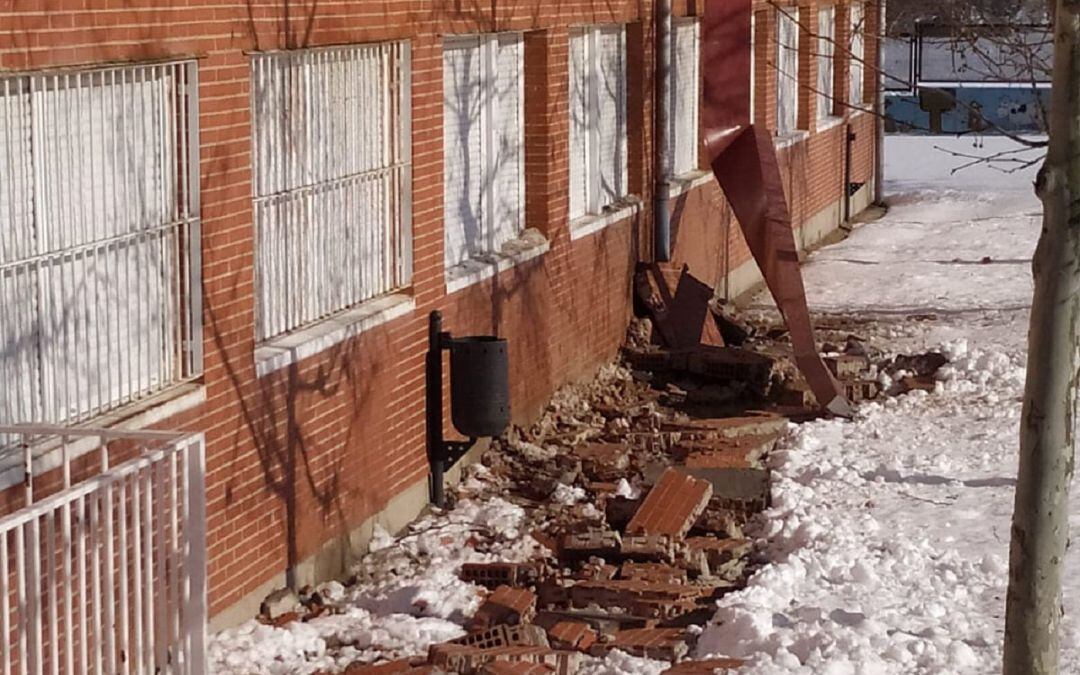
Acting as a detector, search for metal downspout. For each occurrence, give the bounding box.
[654,0,673,261]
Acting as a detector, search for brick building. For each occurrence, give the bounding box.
[0,0,880,632]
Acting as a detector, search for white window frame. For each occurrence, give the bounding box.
[668,18,701,178]
[849,2,865,106]
[750,11,757,123]
[569,24,630,223]
[776,8,800,135]
[441,33,527,280]
[0,61,202,438]
[250,42,413,346]
[817,6,837,121]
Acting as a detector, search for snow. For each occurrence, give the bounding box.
[208,494,548,674]
[697,135,1080,673]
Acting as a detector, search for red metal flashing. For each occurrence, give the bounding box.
[701,0,852,416]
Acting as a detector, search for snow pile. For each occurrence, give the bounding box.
[208,495,548,674]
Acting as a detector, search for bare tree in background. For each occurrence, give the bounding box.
[1003,1,1080,673]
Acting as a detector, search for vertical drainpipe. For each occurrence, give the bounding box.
[874,0,886,205]
[654,0,673,262]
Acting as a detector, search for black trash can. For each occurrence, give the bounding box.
[448,336,510,438]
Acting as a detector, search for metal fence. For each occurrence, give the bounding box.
[0,425,206,675]
[0,61,202,437]
[250,43,412,342]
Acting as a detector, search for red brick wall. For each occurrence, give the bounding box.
[0,0,879,620]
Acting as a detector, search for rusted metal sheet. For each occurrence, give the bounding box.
[701,0,852,416]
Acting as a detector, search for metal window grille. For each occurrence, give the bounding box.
[569,25,628,221]
[776,9,800,134]
[817,7,837,119]
[442,33,525,269]
[0,425,207,675]
[849,3,865,105]
[0,62,202,438]
[669,18,701,177]
[251,43,413,343]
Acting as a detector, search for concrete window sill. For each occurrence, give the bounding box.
[663,171,715,200]
[569,199,642,241]
[254,293,416,377]
[0,382,206,491]
[775,130,810,149]
[816,115,846,133]
[444,230,551,295]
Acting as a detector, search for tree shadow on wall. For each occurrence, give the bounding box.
[207,286,379,591]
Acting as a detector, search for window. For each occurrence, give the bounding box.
[668,18,701,177]
[817,6,836,120]
[849,2,865,105]
[250,43,412,343]
[776,8,800,134]
[0,62,200,434]
[442,34,525,271]
[569,25,629,221]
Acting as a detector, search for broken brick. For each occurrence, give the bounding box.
[546,621,598,651]
[660,413,787,440]
[468,586,538,631]
[480,662,556,675]
[598,627,689,661]
[560,530,622,562]
[461,563,542,589]
[693,507,748,538]
[620,562,686,584]
[823,353,870,379]
[685,537,751,571]
[620,534,679,563]
[626,469,713,539]
[661,657,746,674]
[628,597,703,620]
[569,580,702,613]
[572,443,630,480]
[571,563,618,582]
[536,580,572,609]
[429,645,557,675]
[680,346,775,387]
[675,433,778,470]
[341,659,434,674]
[675,467,769,513]
[452,624,550,650]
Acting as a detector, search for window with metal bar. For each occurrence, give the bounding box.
[0,61,201,436]
[776,8,800,134]
[569,25,629,221]
[250,43,413,343]
[442,33,525,269]
[849,3,865,105]
[818,6,837,120]
[668,18,701,177]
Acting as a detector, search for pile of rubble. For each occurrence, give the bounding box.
[339,353,790,674]
[247,267,956,675]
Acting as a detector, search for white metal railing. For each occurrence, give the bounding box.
[250,42,413,342]
[0,425,206,675]
[0,61,202,438]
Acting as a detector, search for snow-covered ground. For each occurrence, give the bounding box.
[696,135,1077,673]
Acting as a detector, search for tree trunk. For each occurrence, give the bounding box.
[1003,2,1080,673]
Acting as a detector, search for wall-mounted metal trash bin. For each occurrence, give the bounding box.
[448,336,510,438]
